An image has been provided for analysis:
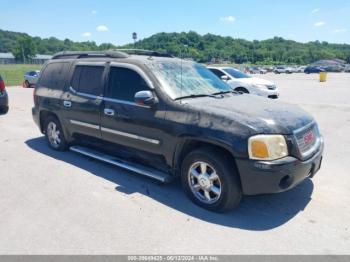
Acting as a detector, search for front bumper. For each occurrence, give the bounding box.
[236,140,324,195]
[253,88,279,99]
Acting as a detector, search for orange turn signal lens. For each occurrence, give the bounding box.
[250,140,269,159]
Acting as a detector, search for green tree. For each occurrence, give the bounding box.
[12,36,37,62]
[2,29,350,64]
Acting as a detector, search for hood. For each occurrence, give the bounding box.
[232,77,274,86]
[185,94,314,135]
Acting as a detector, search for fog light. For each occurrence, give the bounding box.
[279,175,293,189]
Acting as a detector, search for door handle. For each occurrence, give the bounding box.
[104,108,115,116]
[63,100,72,108]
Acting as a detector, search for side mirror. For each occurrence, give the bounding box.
[221,75,229,81]
[134,90,158,106]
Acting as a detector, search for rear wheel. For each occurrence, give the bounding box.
[44,116,68,151]
[181,148,242,212]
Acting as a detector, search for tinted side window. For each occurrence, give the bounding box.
[71,65,104,96]
[39,62,70,89]
[107,67,150,101]
[209,69,225,78]
[71,66,82,91]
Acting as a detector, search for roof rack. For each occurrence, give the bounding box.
[51,50,129,60]
[114,49,174,58]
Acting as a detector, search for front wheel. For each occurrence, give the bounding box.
[44,116,68,151]
[181,148,242,212]
[24,80,30,88]
[235,87,249,94]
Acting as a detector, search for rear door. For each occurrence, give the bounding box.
[60,62,106,139]
[36,62,71,111]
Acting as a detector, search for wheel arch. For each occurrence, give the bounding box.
[173,136,242,187]
[234,86,249,94]
[39,110,72,141]
[39,110,58,133]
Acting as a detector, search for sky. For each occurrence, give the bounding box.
[1,0,350,45]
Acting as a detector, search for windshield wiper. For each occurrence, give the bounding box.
[175,94,216,100]
[211,91,233,96]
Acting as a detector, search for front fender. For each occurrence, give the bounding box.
[172,134,247,176]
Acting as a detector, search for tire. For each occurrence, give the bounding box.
[235,87,249,94]
[44,116,68,151]
[0,106,9,114]
[181,147,242,212]
[24,80,30,88]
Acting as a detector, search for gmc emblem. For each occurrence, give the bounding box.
[304,131,315,145]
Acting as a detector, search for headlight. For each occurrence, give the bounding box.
[266,85,276,90]
[253,84,267,89]
[248,135,288,160]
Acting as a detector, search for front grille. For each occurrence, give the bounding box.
[294,123,321,159]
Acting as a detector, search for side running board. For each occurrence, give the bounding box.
[70,146,172,183]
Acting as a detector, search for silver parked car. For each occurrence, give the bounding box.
[23,70,40,88]
[344,65,350,72]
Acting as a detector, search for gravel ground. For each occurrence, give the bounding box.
[0,73,349,254]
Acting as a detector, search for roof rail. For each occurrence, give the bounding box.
[114,49,174,58]
[51,50,129,60]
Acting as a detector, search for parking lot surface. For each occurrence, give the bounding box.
[0,73,349,254]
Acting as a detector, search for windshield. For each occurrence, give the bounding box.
[223,68,250,79]
[148,61,232,99]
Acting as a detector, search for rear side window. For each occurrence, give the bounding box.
[71,65,104,96]
[39,62,70,90]
[209,69,225,78]
[107,67,150,101]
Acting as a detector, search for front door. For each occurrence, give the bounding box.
[100,64,165,156]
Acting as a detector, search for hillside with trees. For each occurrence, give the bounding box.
[1,29,350,64]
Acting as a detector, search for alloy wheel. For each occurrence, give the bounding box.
[47,122,61,148]
[188,161,222,204]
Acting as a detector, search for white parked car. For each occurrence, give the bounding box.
[208,66,279,99]
[285,66,297,74]
[273,66,287,74]
[296,66,307,73]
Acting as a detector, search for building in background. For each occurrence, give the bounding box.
[0,53,52,64]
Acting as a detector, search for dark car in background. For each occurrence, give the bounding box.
[304,66,325,74]
[323,66,343,72]
[0,75,9,114]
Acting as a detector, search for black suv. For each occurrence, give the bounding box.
[32,50,324,212]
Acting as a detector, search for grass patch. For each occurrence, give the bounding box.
[0,64,43,86]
